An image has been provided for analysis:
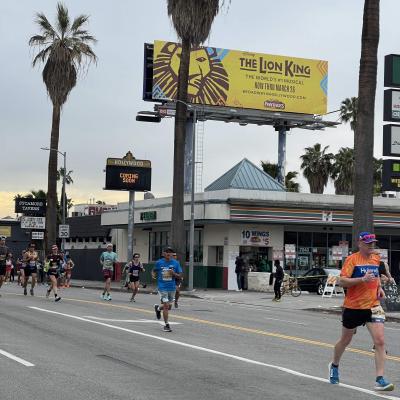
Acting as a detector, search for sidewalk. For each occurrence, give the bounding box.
[70,280,400,322]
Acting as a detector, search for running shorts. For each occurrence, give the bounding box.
[159,290,176,304]
[47,269,59,278]
[24,267,38,277]
[0,264,5,276]
[129,275,139,283]
[342,308,373,329]
[103,269,113,280]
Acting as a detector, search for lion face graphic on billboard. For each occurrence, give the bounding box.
[153,42,229,106]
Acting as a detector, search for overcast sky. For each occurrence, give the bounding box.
[0,0,397,217]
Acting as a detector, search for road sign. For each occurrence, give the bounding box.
[21,216,45,230]
[59,224,70,239]
[32,231,44,240]
[382,159,400,191]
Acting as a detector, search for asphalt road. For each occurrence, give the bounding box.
[1,283,400,400]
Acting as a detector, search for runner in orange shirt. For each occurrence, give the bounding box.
[328,232,394,391]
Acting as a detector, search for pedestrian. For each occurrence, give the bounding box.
[329,232,394,391]
[64,255,75,288]
[153,247,183,332]
[100,244,117,301]
[5,253,13,283]
[45,245,62,302]
[23,243,39,296]
[0,236,9,296]
[9,258,15,282]
[272,260,284,302]
[126,253,144,302]
[235,256,244,291]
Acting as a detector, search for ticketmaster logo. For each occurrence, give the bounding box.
[264,100,285,110]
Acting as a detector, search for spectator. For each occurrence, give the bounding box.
[235,256,244,291]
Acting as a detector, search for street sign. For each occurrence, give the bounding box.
[273,247,284,261]
[15,198,46,216]
[383,124,400,156]
[382,159,400,191]
[59,224,70,239]
[331,246,343,261]
[21,216,45,230]
[384,54,400,88]
[32,231,44,240]
[383,89,400,122]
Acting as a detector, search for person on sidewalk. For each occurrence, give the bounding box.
[328,232,394,392]
[100,244,117,301]
[0,236,9,296]
[235,256,244,291]
[153,247,182,332]
[126,253,145,302]
[273,260,284,302]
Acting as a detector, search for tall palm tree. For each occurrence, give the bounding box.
[57,168,73,220]
[29,3,97,250]
[167,0,221,264]
[331,147,355,195]
[260,161,300,192]
[340,97,358,132]
[300,144,334,194]
[352,0,380,248]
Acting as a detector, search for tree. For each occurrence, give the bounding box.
[300,143,334,194]
[167,0,222,264]
[56,168,73,221]
[29,3,97,251]
[352,0,380,248]
[96,200,106,205]
[340,97,358,132]
[331,147,355,195]
[373,157,383,195]
[260,161,300,192]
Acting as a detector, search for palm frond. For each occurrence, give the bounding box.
[35,12,58,39]
[71,15,89,32]
[32,45,53,66]
[56,2,70,37]
[28,35,47,46]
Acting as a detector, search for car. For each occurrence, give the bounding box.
[297,268,341,295]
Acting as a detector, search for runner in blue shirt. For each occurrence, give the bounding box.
[153,247,183,332]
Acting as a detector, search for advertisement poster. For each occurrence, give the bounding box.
[152,40,328,115]
[241,229,270,247]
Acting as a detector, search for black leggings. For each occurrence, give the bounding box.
[274,279,283,299]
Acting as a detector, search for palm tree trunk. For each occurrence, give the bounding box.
[352,0,379,249]
[171,38,191,267]
[46,105,61,252]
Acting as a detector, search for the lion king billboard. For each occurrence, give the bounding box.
[152,40,327,115]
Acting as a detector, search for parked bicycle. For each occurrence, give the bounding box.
[281,275,301,297]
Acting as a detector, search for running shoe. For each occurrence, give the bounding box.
[375,377,394,391]
[130,295,135,302]
[154,304,161,320]
[101,293,105,300]
[23,288,27,296]
[55,296,61,302]
[163,324,172,332]
[328,363,339,384]
[174,302,178,309]
[30,288,34,296]
[46,290,50,299]
[107,294,112,301]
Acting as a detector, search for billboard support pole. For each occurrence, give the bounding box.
[127,191,135,263]
[184,120,194,194]
[277,127,287,186]
[188,108,196,292]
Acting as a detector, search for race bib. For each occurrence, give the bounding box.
[0,255,5,261]
[29,261,36,267]
[371,305,386,323]
[131,269,139,277]
[104,259,113,268]
[161,268,173,281]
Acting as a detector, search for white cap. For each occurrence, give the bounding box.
[106,243,113,248]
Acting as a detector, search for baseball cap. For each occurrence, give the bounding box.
[163,246,175,253]
[0,236,5,240]
[51,244,58,250]
[106,243,113,248]
[359,232,378,244]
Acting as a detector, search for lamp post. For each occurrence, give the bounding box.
[41,147,67,251]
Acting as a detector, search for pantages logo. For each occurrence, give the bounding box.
[239,56,311,78]
[264,99,285,110]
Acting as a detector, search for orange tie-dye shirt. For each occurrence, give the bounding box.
[341,252,380,310]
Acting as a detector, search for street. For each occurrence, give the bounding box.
[0,285,399,400]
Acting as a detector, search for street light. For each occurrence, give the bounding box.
[40,147,67,251]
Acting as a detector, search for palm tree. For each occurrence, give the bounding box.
[340,97,358,132]
[373,157,383,195]
[352,0,379,248]
[57,168,73,220]
[300,144,334,194]
[167,0,222,263]
[29,3,97,251]
[260,161,300,192]
[331,147,355,195]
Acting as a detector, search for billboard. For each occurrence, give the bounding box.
[384,54,400,88]
[15,198,46,216]
[105,158,151,192]
[384,89,400,122]
[382,159,400,191]
[152,40,328,115]
[383,124,400,156]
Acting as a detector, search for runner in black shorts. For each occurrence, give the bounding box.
[0,236,9,297]
[127,253,145,302]
[46,245,62,302]
[172,252,183,308]
[23,243,38,296]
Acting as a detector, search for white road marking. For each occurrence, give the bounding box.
[385,327,400,331]
[0,349,35,367]
[30,306,399,399]
[82,316,182,325]
[264,317,306,326]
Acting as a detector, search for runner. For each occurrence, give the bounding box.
[5,253,13,283]
[23,243,38,296]
[17,250,26,286]
[172,252,183,308]
[152,247,183,332]
[45,245,62,302]
[100,244,117,301]
[126,253,145,302]
[0,236,9,297]
[329,232,394,391]
[64,255,75,288]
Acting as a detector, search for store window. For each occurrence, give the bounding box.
[298,232,312,247]
[149,231,169,262]
[185,229,203,263]
[215,246,224,266]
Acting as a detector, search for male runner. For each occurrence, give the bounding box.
[153,247,182,332]
[23,243,38,296]
[126,253,145,302]
[0,236,9,296]
[46,245,62,302]
[172,252,183,308]
[100,244,117,301]
[329,232,394,391]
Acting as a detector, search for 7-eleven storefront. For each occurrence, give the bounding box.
[101,189,400,290]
